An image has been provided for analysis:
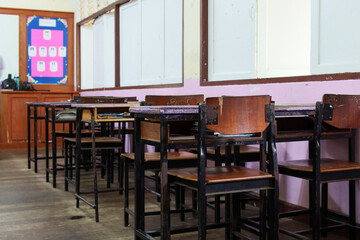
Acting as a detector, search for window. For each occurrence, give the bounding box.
[311,0,360,74]
[202,0,360,84]
[0,14,19,81]
[208,0,256,82]
[80,11,115,89]
[77,0,183,90]
[119,0,183,87]
[80,24,94,89]
[93,11,115,88]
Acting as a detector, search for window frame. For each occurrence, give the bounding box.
[76,0,184,91]
[200,0,360,86]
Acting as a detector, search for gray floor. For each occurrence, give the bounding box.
[0,148,350,239]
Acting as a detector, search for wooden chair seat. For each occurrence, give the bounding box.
[168,166,272,184]
[279,158,360,173]
[64,137,122,143]
[121,151,197,162]
[54,129,101,135]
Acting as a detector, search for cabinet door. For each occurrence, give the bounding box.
[0,93,77,149]
[8,96,38,143]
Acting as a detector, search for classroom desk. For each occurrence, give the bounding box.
[130,105,205,239]
[129,104,321,240]
[26,102,47,173]
[44,102,74,188]
[71,102,138,222]
[25,101,73,182]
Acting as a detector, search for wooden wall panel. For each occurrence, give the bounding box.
[0,91,78,149]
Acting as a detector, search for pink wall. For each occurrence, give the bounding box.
[81,78,360,104]
[81,78,360,222]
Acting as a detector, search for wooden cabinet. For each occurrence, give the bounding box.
[0,91,78,149]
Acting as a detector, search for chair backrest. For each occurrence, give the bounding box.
[323,94,360,129]
[145,95,204,106]
[206,95,271,135]
[75,96,137,103]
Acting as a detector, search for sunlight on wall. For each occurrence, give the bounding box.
[184,0,200,79]
[0,0,74,12]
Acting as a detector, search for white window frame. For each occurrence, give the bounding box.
[119,0,183,87]
[203,0,360,84]
[0,14,19,82]
[311,0,360,74]
[208,0,256,82]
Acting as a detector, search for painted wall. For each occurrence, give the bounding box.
[79,0,360,222]
[0,0,74,12]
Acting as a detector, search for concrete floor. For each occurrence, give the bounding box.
[0,148,350,239]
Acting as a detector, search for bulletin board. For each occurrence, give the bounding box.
[27,16,68,85]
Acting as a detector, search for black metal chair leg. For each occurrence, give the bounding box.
[119,152,124,195]
[259,190,266,240]
[65,141,69,191]
[70,145,73,183]
[107,150,111,188]
[321,183,328,237]
[155,170,161,202]
[349,180,356,240]
[27,105,31,169]
[124,157,129,226]
[309,181,314,228]
[51,107,57,188]
[45,107,50,183]
[225,194,231,240]
[34,106,38,173]
[311,180,321,240]
[192,190,197,215]
[180,186,185,221]
[175,184,180,210]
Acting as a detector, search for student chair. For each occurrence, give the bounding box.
[168,95,279,239]
[278,94,360,240]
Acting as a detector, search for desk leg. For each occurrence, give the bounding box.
[197,103,207,239]
[45,107,50,182]
[349,130,356,240]
[91,109,99,222]
[27,105,31,169]
[160,117,170,240]
[134,117,145,239]
[34,106,38,173]
[75,108,82,208]
[52,107,57,188]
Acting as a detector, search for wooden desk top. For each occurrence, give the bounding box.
[130,104,316,116]
[72,101,139,109]
[25,102,72,107]
[130,105,199,115]
[275,104,316,116]
[72,102,139,122]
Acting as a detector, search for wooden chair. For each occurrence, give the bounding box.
[168,95,279,239]
[278,94,360,240]
[122,94,204,226]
